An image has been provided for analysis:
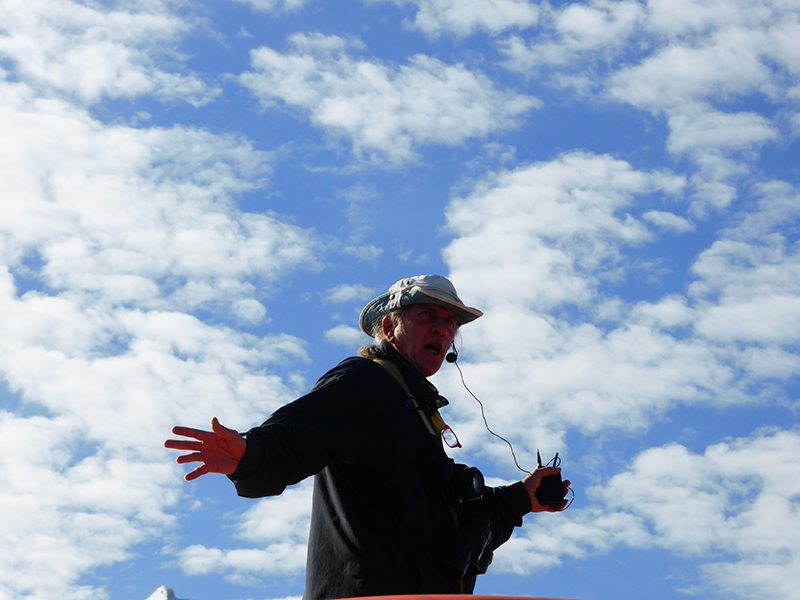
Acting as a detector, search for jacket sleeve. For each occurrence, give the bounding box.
[484,480,532,551]
[454,480,531,591]
[228,358,387,498]
[441,477,532,589]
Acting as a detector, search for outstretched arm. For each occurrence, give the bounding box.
[164,417,247,481]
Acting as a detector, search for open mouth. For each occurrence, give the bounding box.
[424,343,442,355]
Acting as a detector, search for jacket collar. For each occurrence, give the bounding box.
[378,341,449,411]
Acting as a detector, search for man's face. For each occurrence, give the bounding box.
[384,304,459,377]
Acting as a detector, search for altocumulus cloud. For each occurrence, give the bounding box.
[437,150,798,459]
[175,480,313,585]
[382,0,541,39]
[0,0,217,105]
[0,4,320,598]
[1,0,797,598]
[434,144,798,599]
[499,0,799,213]
[494,429,800,599]
[424,3,800,592]
[239,31,539,165]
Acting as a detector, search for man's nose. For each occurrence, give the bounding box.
[430,316,455,335]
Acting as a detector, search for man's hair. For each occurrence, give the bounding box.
[359,308,407,358]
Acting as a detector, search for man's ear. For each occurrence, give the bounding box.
[381,314,395,342]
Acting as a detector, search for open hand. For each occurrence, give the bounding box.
[164,417,246,481]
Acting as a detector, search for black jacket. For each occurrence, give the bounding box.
[230,343,531,599]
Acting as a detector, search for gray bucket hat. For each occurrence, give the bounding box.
[359,274,483,337]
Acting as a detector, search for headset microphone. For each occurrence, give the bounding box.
[445,343,458,363]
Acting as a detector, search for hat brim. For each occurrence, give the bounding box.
[359,288,482,336]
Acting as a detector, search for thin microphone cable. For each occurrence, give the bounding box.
[452,360,531,475]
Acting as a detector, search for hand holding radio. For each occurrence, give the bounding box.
[523,451,572,512]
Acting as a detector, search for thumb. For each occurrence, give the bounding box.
[211,417,232,435]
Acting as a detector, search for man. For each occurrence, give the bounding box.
[165,275,569,599]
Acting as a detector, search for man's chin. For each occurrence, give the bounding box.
[418,357,445,377]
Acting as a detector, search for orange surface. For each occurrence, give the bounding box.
[337,596,573,600]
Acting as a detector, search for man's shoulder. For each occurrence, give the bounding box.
[312,355,386,390]
[334,354,381,375]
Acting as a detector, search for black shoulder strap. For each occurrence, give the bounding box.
[372,358,438,436]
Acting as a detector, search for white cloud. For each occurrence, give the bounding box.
[0,80,318,314]
[444,152,684,311]
[0,281,311,598]
[666,108,779,156]
[0,0,217,106]
[642,210,695,233]
[690,192,800,302]
[1,2,796,598]
[695,295,800,343]
[646,0,779,37]
[232,298,268,324]
[555,0,643,45]
[385,0,540,38]
[0,412,180,599]
[234,481,313,544]
[608,4,797,211]
[626,296,695,332]
[438,152,797,465]
[499,0,799,214]
[239,32,539,165]
[177,544,307,584]
[493,428,800,599]
[176,482,312,584]
[499,0,644,71]
[688,182,800,352]
[438,154,701,459]
[232,0,310,12]
[324,324,366,348]
[0,49,318,598]
[608,43,772,114]
[324,283,375,303]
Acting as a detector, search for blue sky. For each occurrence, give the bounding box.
[1,1,798,599]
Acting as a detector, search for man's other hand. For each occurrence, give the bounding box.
[164,417,246,481]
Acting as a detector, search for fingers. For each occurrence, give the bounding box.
[165,419,244,482]
[546,479,571,512]
[163,439,204,451]
[169,425,213,441]
[176,452,204,465]
[166,420,233,445]
[541,496,568,512]
[211,416,233,435]
[537,466,561,477]
[185,464,209,481]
